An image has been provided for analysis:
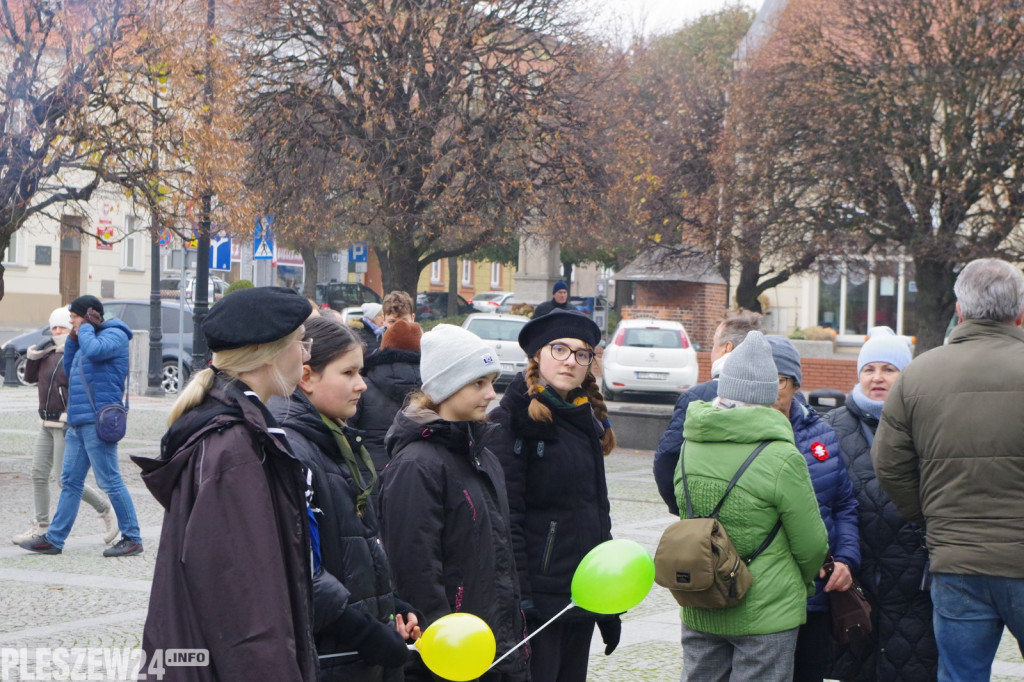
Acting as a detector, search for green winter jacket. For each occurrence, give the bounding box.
[674,401,828,636]
[873,319,1024,579]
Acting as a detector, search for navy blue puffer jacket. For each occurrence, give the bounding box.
[786,397,860,612]
[64,319,133,426]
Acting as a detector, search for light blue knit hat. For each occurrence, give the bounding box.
[857,326,912,374]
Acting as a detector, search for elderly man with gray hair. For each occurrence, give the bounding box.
[873,257,1024,681]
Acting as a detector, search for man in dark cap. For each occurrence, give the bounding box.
[19,295,143,557]
[532,279,577,318]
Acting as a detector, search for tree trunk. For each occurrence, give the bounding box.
[300,245,318,298]
[562,261,574,292]
[734,258,764,313]
[376,237,422,303]
[447,257,459,317]
[912,256,958,355]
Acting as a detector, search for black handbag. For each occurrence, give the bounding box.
[77,355,130,443]
[824,559,873,643]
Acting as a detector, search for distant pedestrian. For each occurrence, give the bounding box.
[18,296,142,558]
[823,327,936,681]
[349,319,423,479]
[381,290,416,329]
[135,286,318,681]
[653,310,763,514]
[531,280,576,318]
[766,335,859,682]
[272,317,421,681]
[380,324,529,682]
[874,258,1024,681]
[351,302,384,354]
[674,331,828,682]
[486,309,618,682]
[11,307,117,546]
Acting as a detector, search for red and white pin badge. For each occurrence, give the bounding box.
[811,441,829,461]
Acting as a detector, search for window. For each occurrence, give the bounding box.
[2,231,20,265]
[461,259,473,286]
[122,216,145,270]
[490,262,501,288]
[430,260,443,284]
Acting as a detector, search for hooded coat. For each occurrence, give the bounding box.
[675,401,829,636]
[25,337,68,421]
[380,405,528,681]
[349,347,422,475]
[486,372,612,621]
[133,375,318,682]
[64,319,133,426]
[824,398,937,682]
[271,390,404,682]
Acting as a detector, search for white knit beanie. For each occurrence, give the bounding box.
[49,307,72,330]
[717,331,780,406]
[857,326,912,374]
[421,324,500,403]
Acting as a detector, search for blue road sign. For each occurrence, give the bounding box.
[348,241,368,263]
[210,234,231,271]
[254,216,274,260]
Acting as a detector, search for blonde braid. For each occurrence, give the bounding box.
[582,372,616,455]
[524,357,553,423]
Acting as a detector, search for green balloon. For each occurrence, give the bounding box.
[570,539,655,614]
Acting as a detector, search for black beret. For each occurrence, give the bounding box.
[203,286,312,352]
[519,309,602,356]
[69,295,104,317]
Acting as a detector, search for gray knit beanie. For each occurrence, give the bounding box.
[717,331,780,406]
[421,324,500,404]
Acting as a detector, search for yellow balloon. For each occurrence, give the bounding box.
[416,612,496,681]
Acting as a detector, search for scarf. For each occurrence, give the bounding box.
[319,413,378,517]
[850,383,885,421]
[536,384,589,409]
[710,353,728,379]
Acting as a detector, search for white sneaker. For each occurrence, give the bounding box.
[12,522,48,545]
[99,507,119,545]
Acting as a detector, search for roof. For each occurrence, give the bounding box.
[613,249,727,285]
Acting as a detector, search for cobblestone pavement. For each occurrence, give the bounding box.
[1,384,1022,680]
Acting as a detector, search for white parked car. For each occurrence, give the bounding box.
[462,313,530,384]
[470,291,516,312]
[601,319,699,400]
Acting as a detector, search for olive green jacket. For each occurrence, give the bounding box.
[675,401,828,636]
[873,319,1024,579]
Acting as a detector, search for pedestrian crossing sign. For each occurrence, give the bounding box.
[254,215,274,260]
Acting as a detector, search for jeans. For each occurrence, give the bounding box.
[931,572,1024,682]
[32,424,108,523]
[46,424,141,549]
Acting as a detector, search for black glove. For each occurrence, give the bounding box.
[332,607,410,668]
[597,616,621,656]
[521,599,543,629]
[84,308,104,328]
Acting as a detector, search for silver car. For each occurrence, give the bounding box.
[461,313,530,384]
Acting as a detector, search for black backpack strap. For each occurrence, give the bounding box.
[681,440,770,519]
[745,519,783,564]
[708,440,771,518]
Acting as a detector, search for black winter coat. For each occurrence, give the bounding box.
[381,406,528,682]
[823,398,938,682]
[486,373,613,621]
[134,375,318,682]
[349,348,421,475]
[271,390,403,682]
[652,378,719,514]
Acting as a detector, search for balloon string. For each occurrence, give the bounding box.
[486,601,576,672]
[319,644,418,661]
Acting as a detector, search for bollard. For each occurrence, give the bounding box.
[2,345,21,387]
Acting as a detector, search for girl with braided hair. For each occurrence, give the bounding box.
[485,309,619,682]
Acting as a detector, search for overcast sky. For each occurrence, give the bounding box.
[579,0,763,39]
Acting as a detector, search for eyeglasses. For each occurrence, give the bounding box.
[547,342,595,366]
[778,376,791,387]
[296,339,313,359]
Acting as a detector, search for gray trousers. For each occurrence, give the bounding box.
[680,622,799,682]
[32,424,108,524]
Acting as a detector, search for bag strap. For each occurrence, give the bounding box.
[680,440,770,519]
[680,439,782,563]
[76,350,129,412]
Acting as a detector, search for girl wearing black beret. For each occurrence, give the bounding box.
[133,286,319,681]
[484,309,620,682]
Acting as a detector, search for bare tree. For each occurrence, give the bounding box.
[235,0,598,297]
